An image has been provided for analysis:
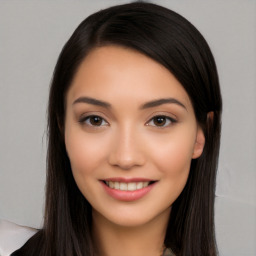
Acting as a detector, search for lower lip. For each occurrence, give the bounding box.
[101,181,157,202]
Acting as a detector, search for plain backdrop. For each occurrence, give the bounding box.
[0,0,255,255]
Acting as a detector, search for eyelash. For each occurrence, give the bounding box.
[79,114,177,128]
[146,115,177,128]
[79,115,109,127]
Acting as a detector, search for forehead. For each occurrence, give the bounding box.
[66,46,192,109]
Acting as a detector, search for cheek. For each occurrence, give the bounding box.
[146,129,196,178]
[65,130,109,203]
[64,127,109,183]
[147,132,195,205]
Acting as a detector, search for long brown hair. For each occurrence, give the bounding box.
[13,2,222,256]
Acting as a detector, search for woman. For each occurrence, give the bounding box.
[11,2,222,256]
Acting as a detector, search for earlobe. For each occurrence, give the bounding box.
[192,111,214,159]
[192,127,205,159]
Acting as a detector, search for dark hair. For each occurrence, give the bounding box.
[13,2,222,256]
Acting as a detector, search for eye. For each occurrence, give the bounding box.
[146,115,176,127]
[80,115,108,127]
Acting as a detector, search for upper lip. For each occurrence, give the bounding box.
[103,177,155,182]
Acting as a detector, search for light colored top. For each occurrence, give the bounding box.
[0,219,37,256]
[163,247,175,256]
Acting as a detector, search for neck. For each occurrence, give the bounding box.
[92,208,171,256]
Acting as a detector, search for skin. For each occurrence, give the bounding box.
[64,46,205,256]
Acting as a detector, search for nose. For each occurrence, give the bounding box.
[108,126,145,170]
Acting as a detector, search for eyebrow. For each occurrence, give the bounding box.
[72,96,187,111]
[72,97,111,108]
[140,98,187,111]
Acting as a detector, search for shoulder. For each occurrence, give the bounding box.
[0,219,37,256]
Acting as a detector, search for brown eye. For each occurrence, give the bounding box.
[147,115,176,127]
[153,116,167,126]
[89,116,103,126]
[80,115,108,127]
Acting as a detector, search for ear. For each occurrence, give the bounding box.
[192,126,205,159]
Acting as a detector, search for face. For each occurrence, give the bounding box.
[64,46,205,227]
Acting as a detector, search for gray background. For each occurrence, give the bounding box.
[0,0,255,255]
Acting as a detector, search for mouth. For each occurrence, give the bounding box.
[102,180,156,191]
[101,178,158,201]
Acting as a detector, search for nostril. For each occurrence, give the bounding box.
[108,145,146,169]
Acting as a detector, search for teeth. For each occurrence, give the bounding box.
[137,182,143,189]
[119,182,127,190]
[143,182,149,188]
[114,181,119,189]
[109,181,114,188]
[127,182,136,191]
[105,181,151,191]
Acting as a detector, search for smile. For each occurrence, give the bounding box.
[101,178,157,201]
[104,181,154,191]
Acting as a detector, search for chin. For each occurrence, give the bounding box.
[92,205,171,228]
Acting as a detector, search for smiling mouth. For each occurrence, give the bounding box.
[103,181,156,191]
